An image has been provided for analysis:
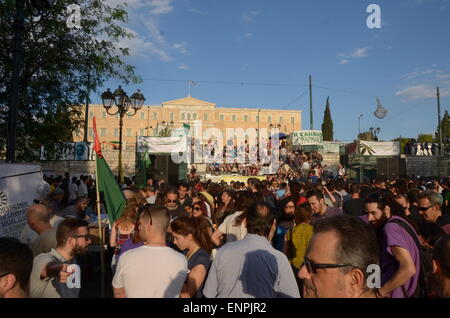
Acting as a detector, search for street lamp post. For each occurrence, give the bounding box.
[358,114,363,183]
[101,86,145,183]
[6,0,55,163]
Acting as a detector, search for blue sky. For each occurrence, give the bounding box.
[96,0,450,142]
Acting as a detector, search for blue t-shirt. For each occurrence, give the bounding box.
[276,189,286,199]
[187,248,211,298]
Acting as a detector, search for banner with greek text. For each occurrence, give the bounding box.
[137,136,187,153]
[290,130,323,145]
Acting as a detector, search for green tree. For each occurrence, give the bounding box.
[435,110,450,143]
[0,0,141,161]
[321,96,333,141]
[418,134,434,143]
[391,137,411,154]
[358,131,377,141]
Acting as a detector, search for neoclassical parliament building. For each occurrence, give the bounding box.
[75,96,302,144]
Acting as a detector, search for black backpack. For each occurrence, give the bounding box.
[388,218,431,298]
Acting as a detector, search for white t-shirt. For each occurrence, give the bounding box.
[78,183,88,197]
[69,183,78,200]
[112,245,188,298]
[218,211,247,243]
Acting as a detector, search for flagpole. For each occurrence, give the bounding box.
[95,154,106,298]
[188,80,191,97]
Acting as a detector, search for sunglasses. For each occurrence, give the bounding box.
[166,200,177,203]
[302,257,356,274]
[418,205,436,212]
[193,207,201,211]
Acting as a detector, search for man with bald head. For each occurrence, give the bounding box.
[112,205,188,298]
[27,204,58,257]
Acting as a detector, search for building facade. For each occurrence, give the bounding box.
[74,96,302,144]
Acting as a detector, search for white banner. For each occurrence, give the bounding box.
[360,141,400,156]
[0,164,44,239]
[137,136,187,153]
[290,130,323,145]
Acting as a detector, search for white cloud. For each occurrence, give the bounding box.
[337,47,369,64]
[149,0,174,15]
[178,64,189,70]
[173,42,190,55]
[396,85,450,100]
[116,27,171,62]
[244,33,253,38]
[350,47,368,58]
[243,11,261,22]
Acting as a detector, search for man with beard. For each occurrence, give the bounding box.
[30,218,91,298]
[364,194,421,298]
[298,215,379,298]
[306,190,343,225]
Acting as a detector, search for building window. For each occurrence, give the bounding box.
[291,117,295,124]
[181,113,185,120]
[115,113,119,119]
[114,128,118,137]
[232,115,236,121]
[140,112,145,119]
[102,112,106,119]
[127,128,132,137]
[170,113,174,121]
[256,115,259,122]
[193,113,197,120]
[279,116,283,123]
[187,113,191,120]
[89,111,93,119]
[268,116,272,123]
[244,115,248,122]
[204,113,208,121]
[88,128,93,137]
[220,114,224,121]
[153,112,157,120]
[140,128,145,136]
[100,128,106,137]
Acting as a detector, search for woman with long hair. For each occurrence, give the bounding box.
[213,190,236,226]
[273,198,296,252]
[283,203,314,296]
[171,216,213,298]
[109,198,140,272]
[212,191,256,247]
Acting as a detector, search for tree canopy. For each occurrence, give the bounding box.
[0,0,141,161]
[321,96,333,141]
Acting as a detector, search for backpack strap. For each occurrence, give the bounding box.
[388,218,420,249]
[387,218,424,298]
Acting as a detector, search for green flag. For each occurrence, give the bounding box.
[96,155,126,224]
[144,149,152,168]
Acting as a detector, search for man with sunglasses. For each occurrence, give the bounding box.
[298,215,380,298]
[417,190,450,234]
[0,237,33,298]
[30,218,91,298]
[164,188,188,220]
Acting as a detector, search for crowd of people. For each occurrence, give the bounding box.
[1,168,450,299]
